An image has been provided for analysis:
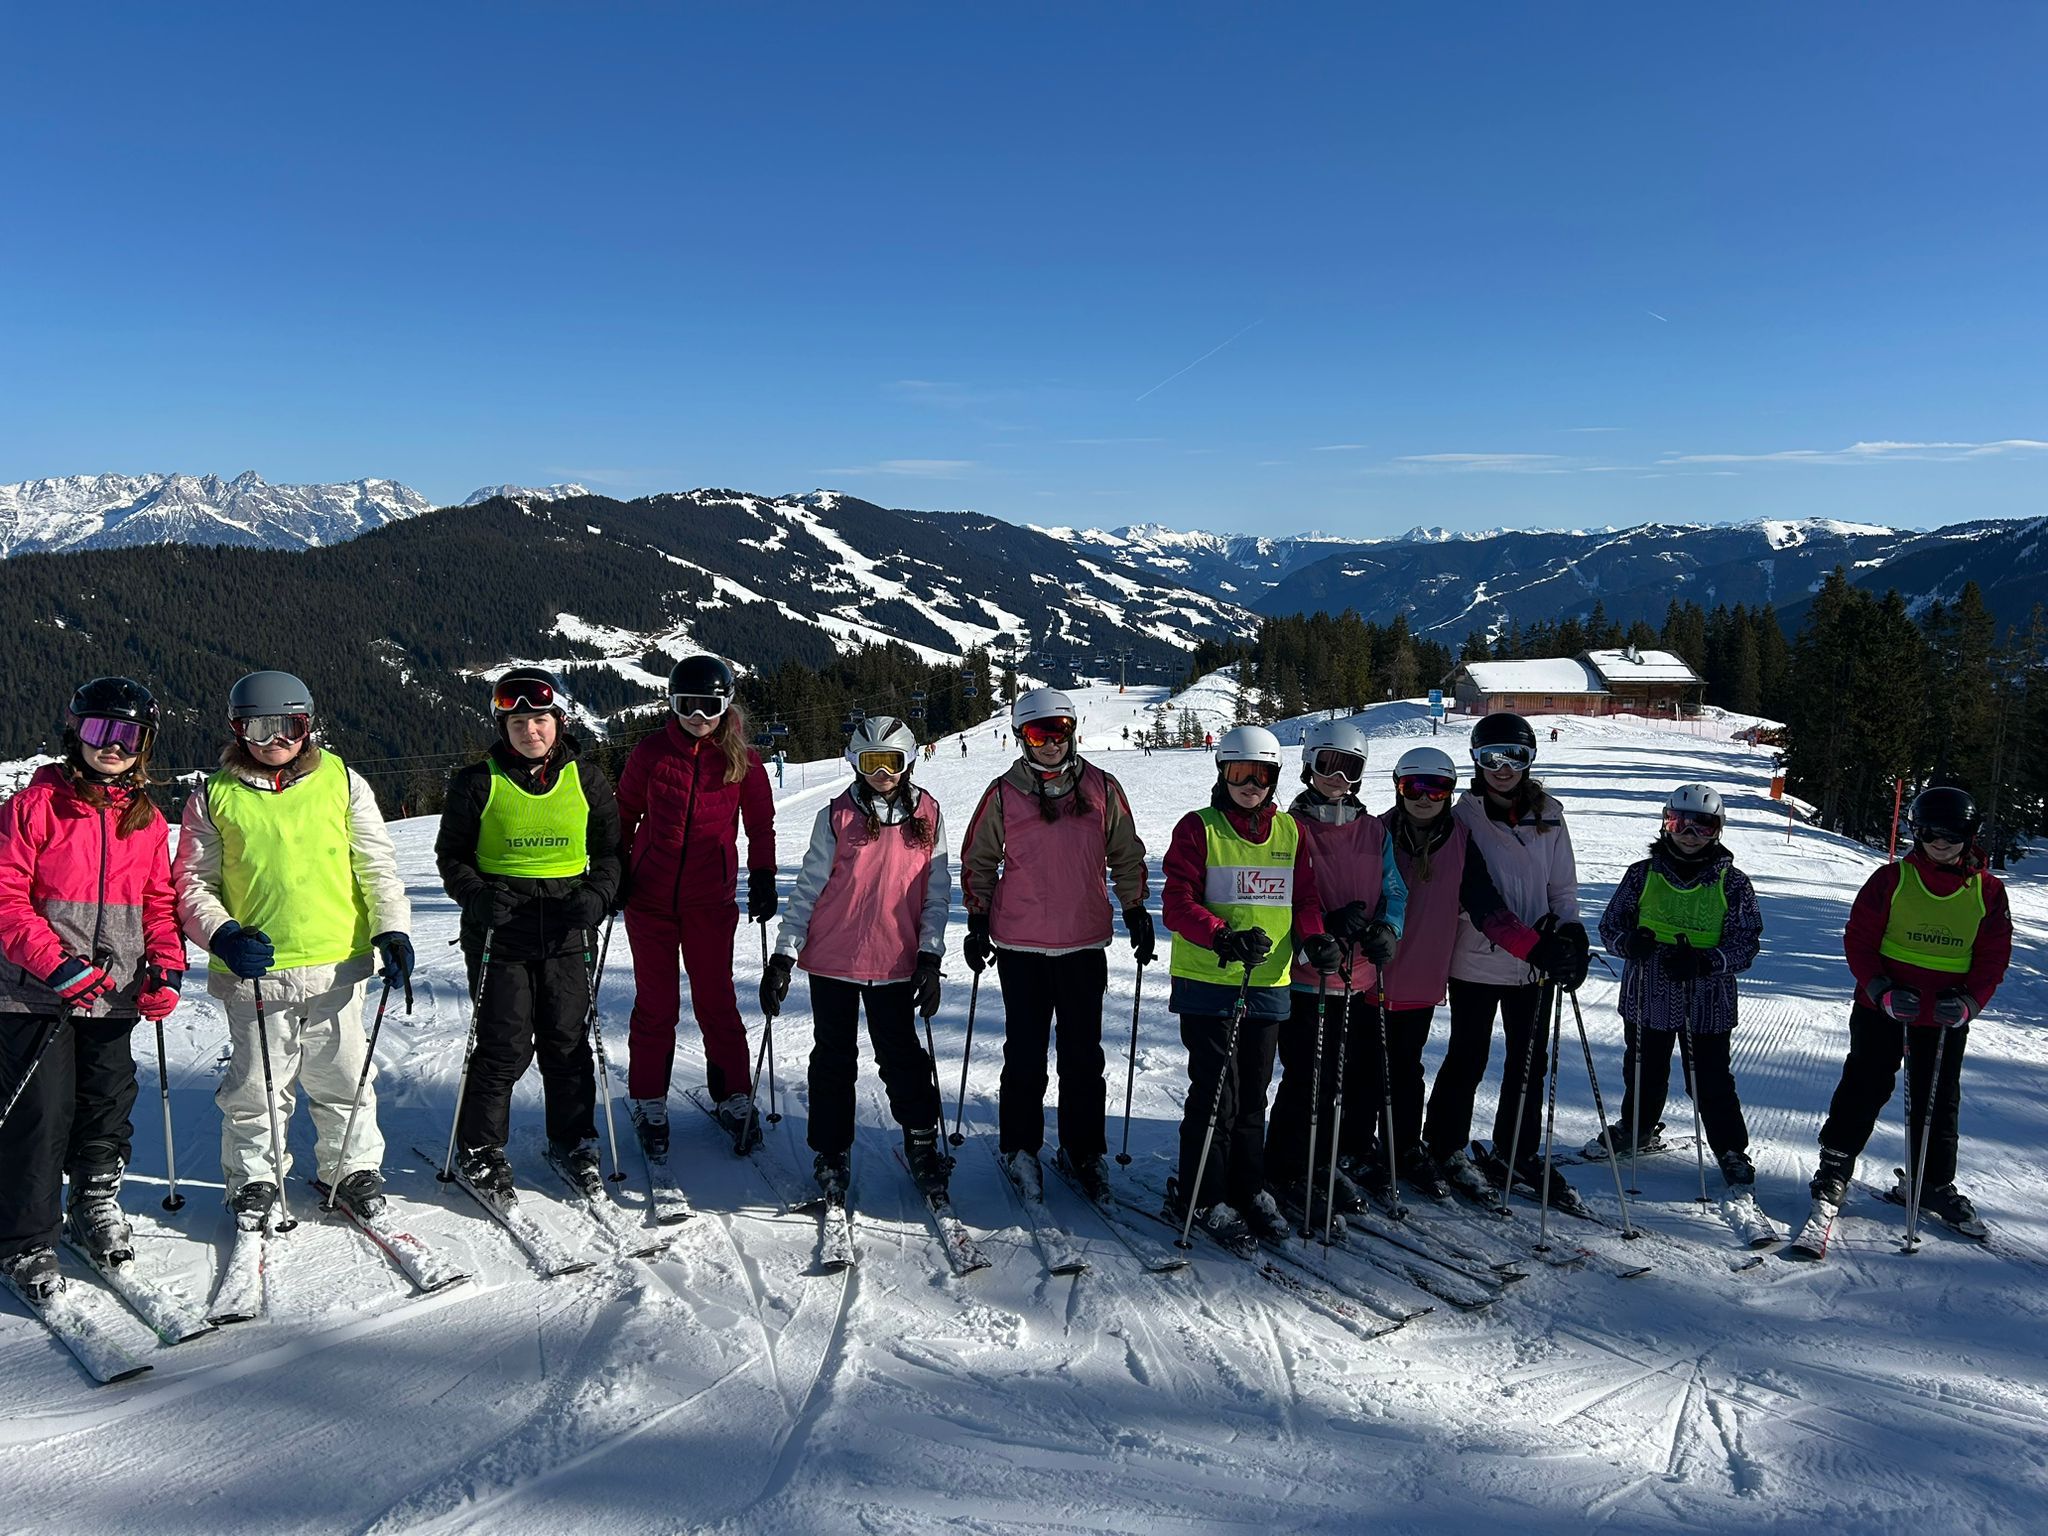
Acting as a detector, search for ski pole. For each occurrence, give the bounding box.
[948,971,980,1148]
[1323,960,1354,1245]
[1115,962,1144,1166]
[740,1003,773,1156]
[324,975,392,1212]
[1503,977,1549,1211]
[1678,941,1708,1205]
[586,917,628,1184]
[1301,969,1328,1240]
[1904,1024,1949,1252]
[1627,1009,1643,1197]
[918,991,955,1173]
[439,924,496,1182]
[760,924,780,1125]
[0,1010,67,1137]
[153,1010,184,1212]
[1569,989,1637,1238]
[251,979,298,1232]
[1179,962,1255,1251]
[1534,982,1565,1251]
[1376,970,1404,1220]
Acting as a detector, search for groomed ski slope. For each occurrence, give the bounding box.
[4,683,2046,1534]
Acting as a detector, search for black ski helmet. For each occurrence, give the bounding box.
[667,654,736,703]
[67,676,160,735]
[1470,711,1537,756]
[1908,784,1980,845]
[491,665,566,722]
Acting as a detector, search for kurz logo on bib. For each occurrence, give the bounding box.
[1233,869,1289,900]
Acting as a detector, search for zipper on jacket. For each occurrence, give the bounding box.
[670,737,703,913]
[90,802,110,1012]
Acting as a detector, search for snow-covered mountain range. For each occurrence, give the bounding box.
[0,472,444,556]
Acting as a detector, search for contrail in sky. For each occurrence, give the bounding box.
[1134,319,1263,402]
[1646,309,1669,322]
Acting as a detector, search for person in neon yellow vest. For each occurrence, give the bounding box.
[1159,726,1338,1252]
[173,671,411,1229]
[1591,784,1764,1184]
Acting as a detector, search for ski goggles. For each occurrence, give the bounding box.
[493,679,557,715]
[1017,717,1074,748]
[671,693,727,720]
[74,715,150,754]
[1395,773,1456,802]
[1473,744,1536,773]
[856,749,907,777]
[1913,824,1967,845]
[1309,749,1366,784]
[1221,760,1279,787]
[231,713,312,747]
[1662,808,1722,838]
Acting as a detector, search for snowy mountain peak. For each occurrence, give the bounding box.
[459,483,592,506]
[0,471,436,557]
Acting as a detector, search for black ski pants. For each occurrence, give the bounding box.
[805,975,941,1156]
[1612,1021,1750,1158]
[1818,1005,1969,1190]
[996,947,1108,1160]
[1176,1009,1281,1212]
[1266,987,1435,1178]
[457,949,597,1153]
[0,1012,137,1260]
[1424,979,1549,1168]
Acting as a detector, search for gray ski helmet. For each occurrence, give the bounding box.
[227,670,315,722]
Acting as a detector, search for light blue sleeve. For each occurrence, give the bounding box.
[1375,821,1409,936]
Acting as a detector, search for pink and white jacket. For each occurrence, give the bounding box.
[777,784,949,985]
[1447,788,1578,987]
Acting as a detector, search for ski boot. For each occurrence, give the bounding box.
[1439,1145,1503,1207]
[1916,1182,1987,1239]
[903,1125,951,1202]
[0,1245,61,1302]
[550,1138,604,1197]
[65,1162,135,1264]
[629,1097,670,1160]
[1320,1156,1370,1214]
[1808,1146,1854,1207]
[1716,1149,1756,1188]
[1467,1141,1513,1192]
[1244,1190,1293,1242]
[1579,1119,1666,1162]
[1399,1144,1451,1202]
[1053,1148,1108,1204]
[716,1092,763,1155]
[458,1145,516,1201]
[1165,1177,1256,1257]
[1004,1149,1045,1202]
[231,1180,280,1233]
[813,1151,850,1204]
[332,1168,387,1221]
[1514,1156,1587,1218]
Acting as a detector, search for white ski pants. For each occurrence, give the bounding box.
[216,978,383,1194]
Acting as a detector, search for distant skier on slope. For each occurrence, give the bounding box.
[761,717,951,1202]
[616,655,775,1153]
[1590,784,1764,1185]
[0,679,184,1301]
[959,688,1151,1204]
[1803,785,2012,1241]
[176,671,411,1229]
[433,669,622,1198]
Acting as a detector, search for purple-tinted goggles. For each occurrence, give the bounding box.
[74,715,150,754]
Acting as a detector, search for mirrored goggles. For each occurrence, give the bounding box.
[1473,744,1536,773]
[1396,773,1456,802]
[1221,760,1279,787]
[671,693,726,720]
[232,713,312,747]
[1662,809,1723,838]
[1913,824,1967,845]
[1310,749,1366,784]
[1018,717,1074,748]
[856,749,907,777]
[75,715,150,754]
[494,680,556,714]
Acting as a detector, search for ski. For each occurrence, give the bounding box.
[1879,1167,1991,1242]
[1262,1233,1441,1320]
[1782,1196,1839,1262]
[628,1119,697,1226]
[412,1145,595,1278]
[1365,1199,1530,1281]
[891,1147,991,1276]
[2,1271,152,1384]
[1718,1189,1786,1251]
[992,1146,1087,1277]
[1560,1128,1695,1166]
[1046,1163,1188,1273]
[682,1090,811,1214]
[1331,1212,1509,1307]
[206,1225,267,1325]
[543,1146,672,1261]
[815,1196,856,1273]
[61,1236,216,1344]
[308,1180,470,1294]
[1257,1258,1407,1341]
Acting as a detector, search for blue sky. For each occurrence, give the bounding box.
[3,4,2043,535]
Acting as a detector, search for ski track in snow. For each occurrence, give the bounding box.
[5,684,2047,1533]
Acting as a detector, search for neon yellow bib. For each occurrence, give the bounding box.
[476,759,589,879]
[1878,860,1983,975]
[1170,807,1299,991]
[1638,868,1728,947]
[207,752,371,973]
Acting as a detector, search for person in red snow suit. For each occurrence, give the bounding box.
[617,654,776,1151]
[0,679,185,1302]
[760,717,952,1202]
[1161,726,1336,1250]
[1807,785,2012,1236]
[959,688,1151,1205]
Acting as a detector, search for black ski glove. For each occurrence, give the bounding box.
[1302,933,1343,974]
[1327,900,1374,942]
[1619,927,1661,961]
[1212,927,1273,968]
[1357,920,1398,968]
[560,885,607,929]
[1933,988,1976,1029]
[912,953,942,1019]
[1556,921,1591,990]
[207,922,274,981]
[760,953,794,1019]
[1124,905,1156,967]
[1658,942,1713,982]
[1526,930,1578,989]
[747,867,778,923]
[963,911,993,974]
[464,885,518,935]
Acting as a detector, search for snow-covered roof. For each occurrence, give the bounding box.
[1456,659,1607,695]
[1581,648,1703,685]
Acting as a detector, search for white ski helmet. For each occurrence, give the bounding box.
[846,714,918,772]
[1012,687,1076,732]
[1301,716,1372,775]
[1393,744,1459,781]
[1215,725,1284,768]
[1665,782,1724,820]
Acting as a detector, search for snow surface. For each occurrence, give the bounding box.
[6,683,2047,1534]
